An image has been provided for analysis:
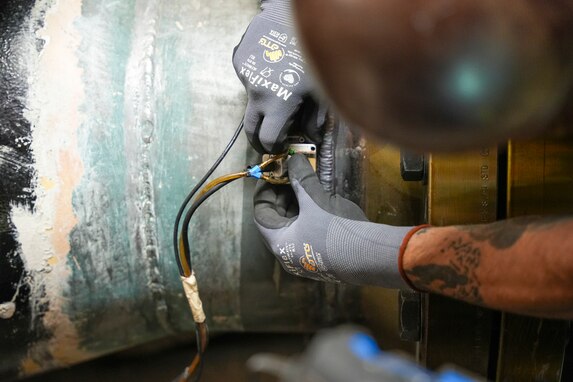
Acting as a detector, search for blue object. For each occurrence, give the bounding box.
[248,165,263,179]
[437,370,477,382]
[348,333,381,361]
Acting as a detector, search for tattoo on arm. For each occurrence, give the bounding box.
[404,216,573,306]
[406,215,573,305]
[406,237,483,304]
[458,215,573,249]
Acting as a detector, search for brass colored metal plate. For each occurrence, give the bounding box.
[422,148,499,377]
[507,139,573,216]
[496,139,572,382]
[428,147,498,226]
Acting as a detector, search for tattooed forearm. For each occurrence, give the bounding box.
[457,215,573,249]
[403,217,573,318]
[406,237,483,304]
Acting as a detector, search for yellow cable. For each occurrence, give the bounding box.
[196,172,248,199]
[180,156,290,274]
[179,235,192,277]
[178,172,248,278]
[176,157,291,382]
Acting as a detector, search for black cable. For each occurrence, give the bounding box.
[191,325,204,382]
[192,323,210,382]
[172,208,220,382]
[180,182,233,382]
[173,120,244,275]
[181,179,239,274]
[171,119,244,382]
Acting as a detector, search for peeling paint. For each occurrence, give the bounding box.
[0,0,44,378]
[12,0,90,373]
[1,0,336,377]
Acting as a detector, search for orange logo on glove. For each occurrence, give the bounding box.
[300,243,318,273]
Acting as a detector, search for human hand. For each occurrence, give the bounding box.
[253,154,414,289]
[233,0,324,153]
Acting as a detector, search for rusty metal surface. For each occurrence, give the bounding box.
[496,138,573,382]
[422,149,499,377]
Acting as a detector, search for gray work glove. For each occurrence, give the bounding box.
[233,0,324,153]
[254,154,414,289]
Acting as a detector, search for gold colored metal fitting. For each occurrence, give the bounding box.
[260,143,317,184]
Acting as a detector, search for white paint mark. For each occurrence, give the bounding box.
[0,303,16,320]
[0,272,26,320]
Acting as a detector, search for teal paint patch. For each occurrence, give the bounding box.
[68,0,257,354]
[68,0,165,354]
[147,3,197,331]
[150,0,257,331]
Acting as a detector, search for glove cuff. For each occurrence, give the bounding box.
[325,217,415,290]
[260,0,294,28]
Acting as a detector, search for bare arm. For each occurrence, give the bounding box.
[402,217,573,319]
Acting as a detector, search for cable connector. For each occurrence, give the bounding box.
[247,165,263,179]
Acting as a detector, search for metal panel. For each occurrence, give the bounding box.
[361,141,425,353]
[496,139,572,382]
[423,148,499,377]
